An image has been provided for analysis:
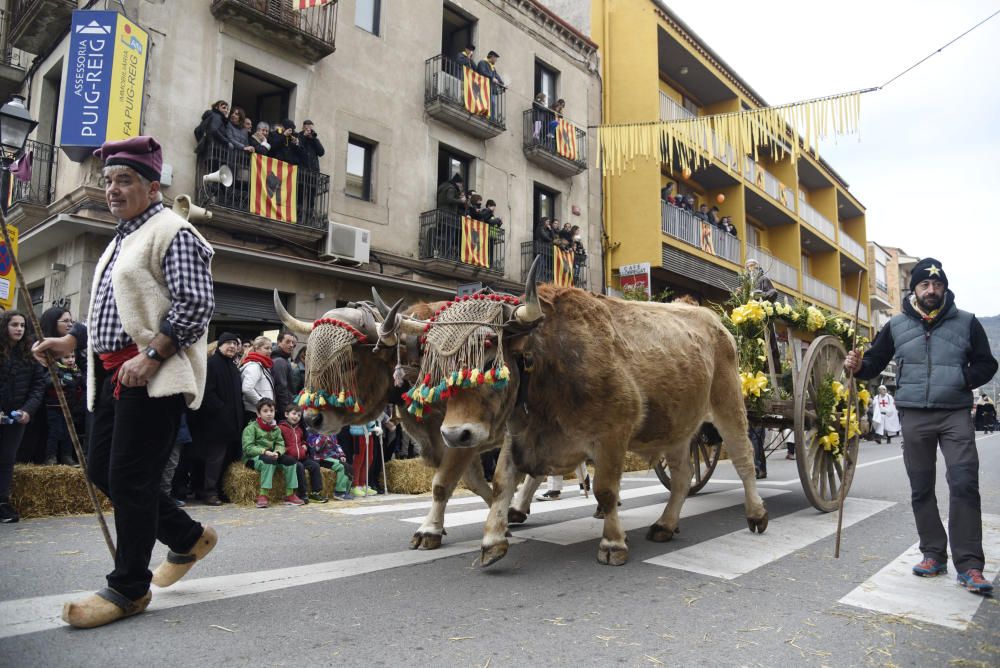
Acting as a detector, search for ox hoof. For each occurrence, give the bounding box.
[480,541,509,567]
[597,543,629,566]
[645,523,675,543]
[747,512,769,534]
[508,508,529,525]
[409,532,443,550]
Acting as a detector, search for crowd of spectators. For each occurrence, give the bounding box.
[661,182,738,237]
[195,100,325,170]
[534,217,587,276]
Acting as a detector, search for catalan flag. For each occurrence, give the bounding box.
[294,0,334,10]
[555,119,578,161]
[250,154,298,224]
[463,66,491,117]
[461,216,489,268]
[553,247,574,287]
[700,221,715,255]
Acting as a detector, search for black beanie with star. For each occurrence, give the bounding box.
[909,257,948,291]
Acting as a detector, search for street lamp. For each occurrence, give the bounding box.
[0,94,37,164]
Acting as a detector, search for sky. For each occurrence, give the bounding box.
[662,0,1000,316]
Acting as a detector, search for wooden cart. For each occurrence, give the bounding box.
[655,330,859,512]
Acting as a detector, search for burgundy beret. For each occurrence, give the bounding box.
[93,136,162,182]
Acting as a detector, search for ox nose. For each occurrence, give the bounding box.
[441,424,486,449]
[304,411,323,430]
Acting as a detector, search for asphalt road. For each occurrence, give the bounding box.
[2,433,999,668]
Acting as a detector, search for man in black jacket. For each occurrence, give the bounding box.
[268,119,303,166]
[297,120,325,224]
[270,331,298,418]
[845,258,997,594]
[189,332,244,506]
[297,120,325,172]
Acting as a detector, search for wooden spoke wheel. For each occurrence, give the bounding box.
[793,335,860,512]
[654,427,722,495]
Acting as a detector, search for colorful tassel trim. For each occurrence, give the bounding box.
[294,388,364,414]
[402,365,510,420]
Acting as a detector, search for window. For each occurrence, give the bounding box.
[346,137,374,201]
[746,225,760,249]
[533,183,559,229]
[441,3,476,59]
[875,261,888,293]
[437,145,472,192]
[534,61,558,105]
[355,0,381,35]
[232,64,293,130]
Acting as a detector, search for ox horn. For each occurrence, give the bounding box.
[273,290,313,338]
[371,288,392,318]
[377,297,405,346]
[513,256,543,325]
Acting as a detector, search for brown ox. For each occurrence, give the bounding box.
[425,277,769,567]
[274,292,508,550]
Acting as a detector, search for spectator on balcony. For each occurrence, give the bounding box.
[532,93,550,141]
[680,195,695,212]
[456,44,476,73]
[695,203,710,222]
[548,99,566,138]
[268,120,303,166]
[476,50,505,89]
[534,217,554,245]
[558,222,574,249]
[660,182,676,205]
[479,199,502,227]
[720,216,738,237]
[249,122,271,156]
[708,206,720,226]
[436,173,466,216]
[195,100,230,157]
[571,225,587,281]
[223,107,254,154]
[297,121,325,173]
[243,117,253,134]
[465,192,484,220]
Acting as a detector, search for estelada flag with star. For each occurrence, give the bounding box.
[250,154,298,223]
[552,246,574,287]
[555,119,578,160]
[293,0,334,9]
[463,66,491,117]
[461,216,489,268]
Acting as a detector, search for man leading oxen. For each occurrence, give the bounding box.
[386,260,769,566]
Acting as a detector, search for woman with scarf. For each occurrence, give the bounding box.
[240,336,275,425]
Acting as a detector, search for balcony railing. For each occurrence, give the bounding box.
[210,0,337,62]
[744,158,794,211]
[521,109,587,177]
[195,144,329,230]
[842,294,868,321]
[746,244,798,289]
[419,209,505,274]
[659,91,695,121]
[661,202,741,264]
[839,228,865,262]
[0,9,25,69]
[798,197,835,240]
[10,0,76,54]
[8,138,55,208]
[424,54,505,138]
[520,240,587,289]
[802,273,838,308]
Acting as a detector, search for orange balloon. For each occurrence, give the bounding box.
[682,167,692,179]
[716,193,725,204]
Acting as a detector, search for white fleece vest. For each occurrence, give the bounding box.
[86,208,212,411]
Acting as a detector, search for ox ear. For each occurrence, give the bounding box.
[376,297,405,346]
[512,256,543,326]
[273,290,313,338]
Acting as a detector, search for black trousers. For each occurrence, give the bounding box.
[295,458,324,496]
[88,373,204,600]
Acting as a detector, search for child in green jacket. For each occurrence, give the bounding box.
[242,398,303,507]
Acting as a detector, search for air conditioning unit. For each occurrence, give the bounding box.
[321,221,370,264]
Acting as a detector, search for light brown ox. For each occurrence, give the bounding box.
[274,291,510,550]
[403,277,770,567]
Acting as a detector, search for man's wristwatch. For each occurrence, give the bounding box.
[143,347,166,362]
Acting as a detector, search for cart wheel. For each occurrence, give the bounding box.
[654,427,722,495]
[794,335,860,512]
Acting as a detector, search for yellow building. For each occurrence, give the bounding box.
[548,0,870,328]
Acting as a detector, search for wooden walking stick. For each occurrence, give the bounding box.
[834,272,865,558]
[0,216,116,559]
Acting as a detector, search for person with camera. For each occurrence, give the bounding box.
[268,119,304,166]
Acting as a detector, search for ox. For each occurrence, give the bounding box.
[274,292,511,550]
[394,265,769,567]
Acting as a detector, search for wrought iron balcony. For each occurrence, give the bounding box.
[9,0,76,54]
[194,144,329,237]
[521,109,586,177]
[424,54,505,139]
[661,201,740,265]
[8,139,55,208]
[520,240,588,290]
[0,9,26,101]
[210,0,337,62]
[419,208,505,275]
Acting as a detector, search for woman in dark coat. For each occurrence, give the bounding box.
[0,311,46,523]
[187,333,245,505]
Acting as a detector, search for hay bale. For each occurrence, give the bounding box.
[384,458,461,495]
[10,464,112,519]
[221,462,345,505]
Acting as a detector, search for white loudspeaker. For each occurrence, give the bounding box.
[202,164,234,188]
[172,194,212,222]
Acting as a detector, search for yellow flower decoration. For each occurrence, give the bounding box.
[858,388,871,408]
[740,371,769,397]
[805,306,826,331]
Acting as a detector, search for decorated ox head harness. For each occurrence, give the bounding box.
[294,316,369,414]
[401,293,523,420]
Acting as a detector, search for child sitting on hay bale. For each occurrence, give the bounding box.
[242,398,302,508]
[279,405,327,504]
[306,428,352,500]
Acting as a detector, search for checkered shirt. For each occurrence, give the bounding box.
[91,202,215,354]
